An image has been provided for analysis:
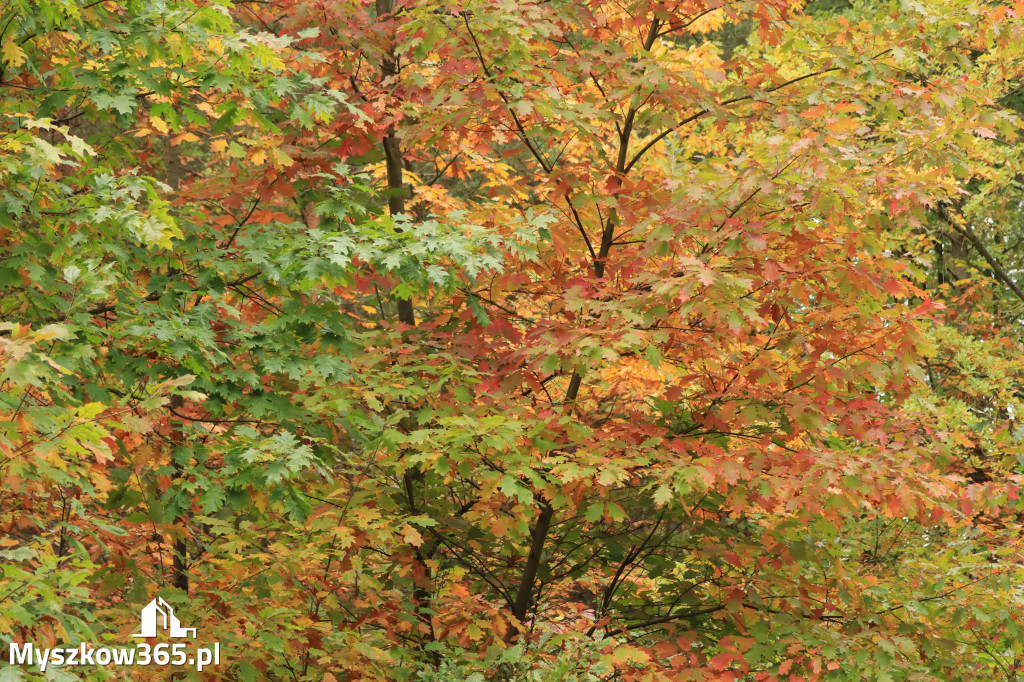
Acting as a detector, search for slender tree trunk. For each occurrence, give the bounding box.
[169,394,189,593]
[377,0,414,326]
[504,20,661,633]
[374,1,436,664]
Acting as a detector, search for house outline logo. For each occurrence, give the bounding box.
[131,597,196,639]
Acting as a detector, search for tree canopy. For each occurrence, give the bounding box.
[3,0,1024,679]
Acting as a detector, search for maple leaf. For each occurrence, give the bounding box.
[1,39,26,67]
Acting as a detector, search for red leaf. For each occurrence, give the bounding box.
[710,652,733,671]
[883,278,905,296]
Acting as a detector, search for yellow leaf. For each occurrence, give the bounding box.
[250,149,267,165]
[607,645,650,664]
[271,147,293,167]
[133,444,159,467]
[170,132,199,146]
[401,524,423,547]
[134,128,152,137]
[210,138,227,152]
[687,8,724,34]
[1,39,26,67]
[151,116,169,134]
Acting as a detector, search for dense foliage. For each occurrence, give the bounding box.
[3,0,1024,679]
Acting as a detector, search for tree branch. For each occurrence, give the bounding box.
[937,203,1024,305]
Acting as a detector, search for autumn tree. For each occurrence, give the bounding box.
[4,0,1024,680]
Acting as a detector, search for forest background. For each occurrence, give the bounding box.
[4,0,1024,679]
